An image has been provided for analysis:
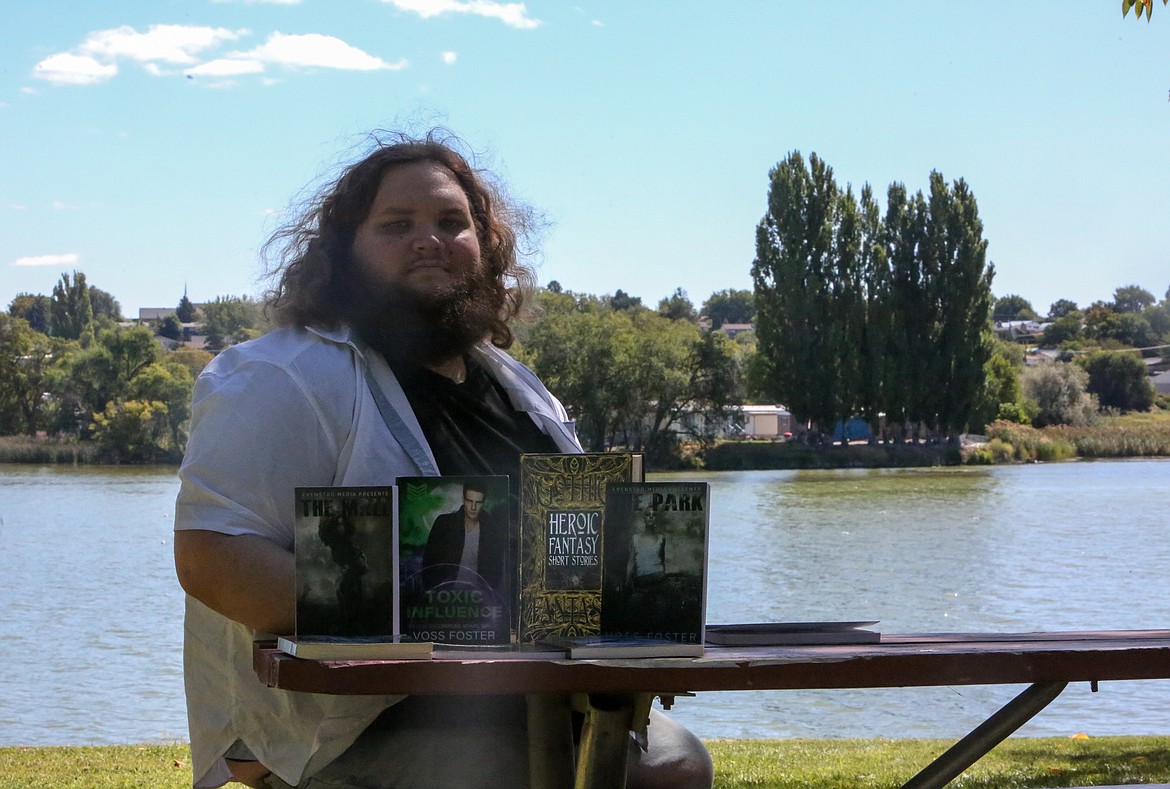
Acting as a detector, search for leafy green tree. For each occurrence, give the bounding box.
[970,339,1028,431]
[754,154,992,442]
[8,293,53,334]
[607,289,643,313]
[518,288,739,460]
[91,399,170,462]
[1144,302,1170,341]
[1114,312,1158,348]
[919,173,995,438]
[1048,299,1079,320]
[1021,363,1097,427]
[51,271,95,343]
[993,294,1036,322]
[623,311,697,453]
[855,184,890,436]
[752,151,844,437]
[683,329,746,447]
[701,289,755,329]
[516,291,618,450]
[1112,285,1156,315]
[0,315,58,435]
[157,314,184,340]
[1077,351,1155,413]
[1085,304,1157,348]
[88,286,122,323]
[176,293,198,323]
[200,295,262,349]
[128,361,195,452]
[55,325,162,434]
[657,288,698,323]
[168,347,214,380]
[1083,302,1120,343]
[1041,313,1084,347]
[881,174,994,440]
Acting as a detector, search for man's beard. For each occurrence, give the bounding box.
[345,271,501,367]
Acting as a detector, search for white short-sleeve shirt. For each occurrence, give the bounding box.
[175,325,580,788]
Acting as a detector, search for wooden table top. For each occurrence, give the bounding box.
[253,630,1170,697]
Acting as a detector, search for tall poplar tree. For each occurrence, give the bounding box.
[51,271,95,344]
[754,153,994,442]
[925,174,995,438]
[856,184,889,435]
[751,151,841,435]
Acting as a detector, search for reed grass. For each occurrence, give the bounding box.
[981,411,1170,462]
[0,436,98,465]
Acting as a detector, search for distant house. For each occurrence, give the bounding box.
[672,404,793,441]
[138,307,176,326]
[734,404,793,438]
[718,322,754,339]
[995,319,1052,343]
[1025,348,1064,366]
[697,319,755,339]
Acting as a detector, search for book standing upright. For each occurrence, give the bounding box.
[516,453,642,643]
[285,486,432,659]
[396,475,512,645]
[600,481,710,647]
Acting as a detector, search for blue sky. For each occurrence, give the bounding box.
[2,1,1168,320]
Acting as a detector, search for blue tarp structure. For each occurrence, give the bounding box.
[831,417,872,442]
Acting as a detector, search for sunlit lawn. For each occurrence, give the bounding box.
[3,737,1170,788]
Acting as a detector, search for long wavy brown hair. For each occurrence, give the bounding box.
[263,130,537,348]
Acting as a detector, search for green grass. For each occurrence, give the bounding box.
[3,737,1170,788]
[709,737,1170,788]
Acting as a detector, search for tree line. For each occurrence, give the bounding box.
[1,272,267,462]
[3,174,1166,463]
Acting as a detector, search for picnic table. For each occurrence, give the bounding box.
[254,629,1170,789]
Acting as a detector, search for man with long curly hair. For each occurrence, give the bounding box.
[173,131,712,789]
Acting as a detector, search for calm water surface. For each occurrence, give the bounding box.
[0,460,1167,745]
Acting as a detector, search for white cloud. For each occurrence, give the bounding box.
[33,53,118,85]
[78,24,247,65]
[441,51,457,65]
[20,87,36,94]
[32,24,247,85]
[186,58,266,77]
[385,0,541,29]
[33,24,402,88]
[240,33,406,71]
[13,253,80,268]
[592,19,604,27]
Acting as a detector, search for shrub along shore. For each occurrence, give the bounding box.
[2,411,1168,470]
[4,737,1170,788]
[702,411,1170,470]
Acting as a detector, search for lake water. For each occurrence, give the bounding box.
[0,459,1167,746]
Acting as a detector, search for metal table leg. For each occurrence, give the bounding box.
[572,693,656,789]
[900,680,1069,789]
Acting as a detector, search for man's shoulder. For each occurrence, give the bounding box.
[208,325,356,376]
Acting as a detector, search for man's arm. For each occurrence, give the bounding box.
[175,529,295,635]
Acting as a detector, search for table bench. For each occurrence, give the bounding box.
[254,630,1170,789]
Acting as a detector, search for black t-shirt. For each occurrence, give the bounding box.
[389,355,560,501]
